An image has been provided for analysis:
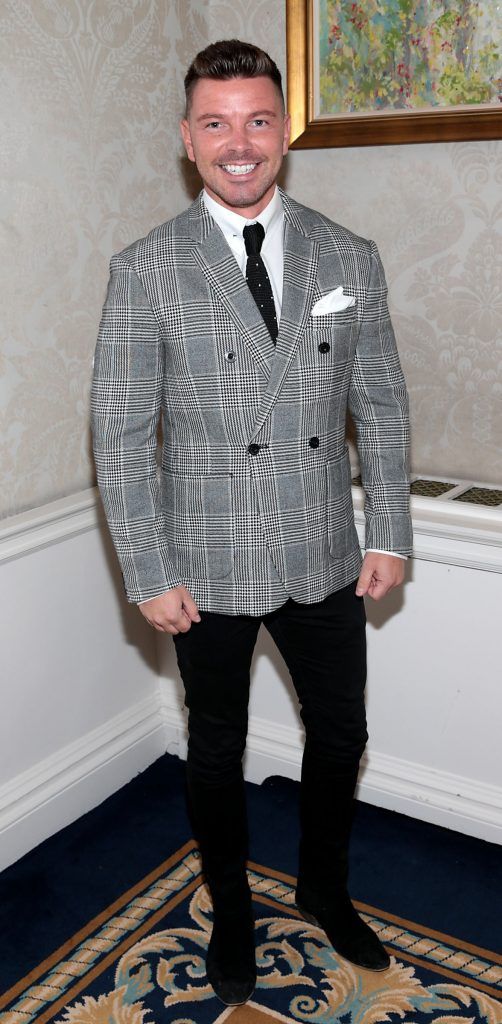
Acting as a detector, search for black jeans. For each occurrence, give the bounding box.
[173,581,368,786]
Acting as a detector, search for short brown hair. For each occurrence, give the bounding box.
[184,39,284,114]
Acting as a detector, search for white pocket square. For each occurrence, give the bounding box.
[311,287,355,316]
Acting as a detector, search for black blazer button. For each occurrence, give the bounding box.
[318,341,330,353]
[225,351,236,360]
[309,436,319,449]
[248,443,261,455]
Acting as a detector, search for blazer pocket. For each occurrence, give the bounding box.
[326,453,359,559]
[306,311,357,362]
[162,473,234,580]
[310,307,357,327]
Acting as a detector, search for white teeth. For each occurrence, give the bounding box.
[222,163,256,175]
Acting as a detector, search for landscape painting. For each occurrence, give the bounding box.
[317,0,501,117]
[287,0,502,146]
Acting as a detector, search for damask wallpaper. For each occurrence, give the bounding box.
[1,0,501,520]
[0,0,206,519]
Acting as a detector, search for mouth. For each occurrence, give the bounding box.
[220,163,258,176]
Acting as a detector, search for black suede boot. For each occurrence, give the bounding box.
[295,750,390,972]
[187,771,256,1004]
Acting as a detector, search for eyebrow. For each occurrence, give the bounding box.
[196,109,279,122]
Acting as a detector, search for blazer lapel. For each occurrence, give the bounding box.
[251,208,320,439]
[186,192,320,440]
[188,196,275,379]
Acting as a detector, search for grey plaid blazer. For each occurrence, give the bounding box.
[91,190,412,614]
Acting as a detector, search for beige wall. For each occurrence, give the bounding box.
[0,0,206,519]
[2,1,501,520]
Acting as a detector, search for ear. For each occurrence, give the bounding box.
[180,119,195,162]
[282,113,291,156]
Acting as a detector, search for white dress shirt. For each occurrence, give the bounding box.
[203,187,285,318]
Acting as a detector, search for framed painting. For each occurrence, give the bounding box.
[286,0,502,147]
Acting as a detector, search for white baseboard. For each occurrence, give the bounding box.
[160,696,188,759]
[356,751,502,845]
[161,697,502,845]
[0,694,166,871]
[2,693,500,873]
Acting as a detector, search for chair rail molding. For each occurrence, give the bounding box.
[352,487,502,574]
[1,484,500,570]
[0,488,99,564]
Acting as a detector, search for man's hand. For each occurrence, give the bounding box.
[355,552,405,601]
[139,586,201,634]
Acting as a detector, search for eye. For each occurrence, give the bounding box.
[205,121,222,129]
[251,119,267,127]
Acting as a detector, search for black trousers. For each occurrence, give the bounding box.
[173,581,368,786]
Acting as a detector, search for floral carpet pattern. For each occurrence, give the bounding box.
[1,841,501,1024]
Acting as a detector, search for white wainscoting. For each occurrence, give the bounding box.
[157,489,502,846]
[0,490,164,871]
[159,697,502,844]
[1,488,501,871]
[0,695,165,871]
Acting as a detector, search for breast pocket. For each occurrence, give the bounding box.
[306,309,357,364]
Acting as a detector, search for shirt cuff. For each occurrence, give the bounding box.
[366,549,408,560]
[137,589,172,606]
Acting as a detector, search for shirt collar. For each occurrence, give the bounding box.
[202,187,283,242]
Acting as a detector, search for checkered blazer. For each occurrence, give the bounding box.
[91,190,412,614]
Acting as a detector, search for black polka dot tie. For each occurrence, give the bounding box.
[243,222,278,343]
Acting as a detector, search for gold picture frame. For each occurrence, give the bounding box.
[286,0,502,148]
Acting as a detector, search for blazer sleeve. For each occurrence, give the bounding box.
[91,255,183,602]
[348,241,413,557]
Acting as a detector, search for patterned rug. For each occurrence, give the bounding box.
[1,840,500,1024]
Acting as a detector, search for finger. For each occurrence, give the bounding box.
[175,610,193,626]
[368,578,394,601]
[181,593,201,622]
[147,612,183,634]
[170,607,193,633]
[150,618,177,634]
[355,569,373,596]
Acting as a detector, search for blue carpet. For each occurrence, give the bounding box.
[0,753,500,1004]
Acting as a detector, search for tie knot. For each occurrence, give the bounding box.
[243,221,265,256]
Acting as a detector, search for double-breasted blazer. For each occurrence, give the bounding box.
[91,189,412,615]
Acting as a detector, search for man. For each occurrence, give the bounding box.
[91,40,412,1007]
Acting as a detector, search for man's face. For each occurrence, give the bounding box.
[180,76,290,218]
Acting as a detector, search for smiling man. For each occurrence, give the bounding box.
[180,73,290,216]
[92,40,412,1007]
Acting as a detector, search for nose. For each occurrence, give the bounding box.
[227,123,253,153]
